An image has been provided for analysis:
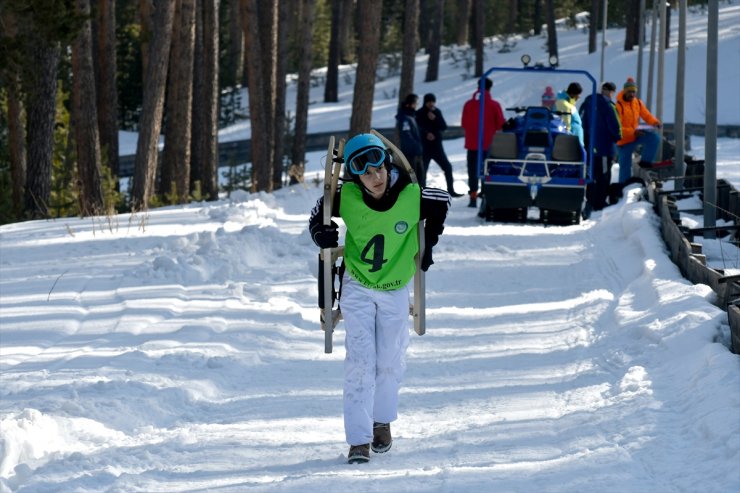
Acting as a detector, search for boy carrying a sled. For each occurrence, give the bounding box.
[308,133,450,464]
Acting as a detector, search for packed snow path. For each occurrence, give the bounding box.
[1,185,738,492]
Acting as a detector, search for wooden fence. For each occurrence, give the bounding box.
[643,168,740,353]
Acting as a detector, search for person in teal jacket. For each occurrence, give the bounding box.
[309,133,450,464]
[555,82,584,146]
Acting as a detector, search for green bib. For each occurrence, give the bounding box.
[340,182,420,291]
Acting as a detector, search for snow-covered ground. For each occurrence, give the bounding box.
[1,154,739,491]
[2,4,739,492]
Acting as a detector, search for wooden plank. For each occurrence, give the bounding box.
[729,304,740,355]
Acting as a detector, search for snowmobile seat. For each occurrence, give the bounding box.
[489,132,518,159]
[551,133,582,162]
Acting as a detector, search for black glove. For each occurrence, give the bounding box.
[421,247,434,272]
[312,220,339,249]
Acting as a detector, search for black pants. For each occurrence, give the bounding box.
[466,150,484,194]
[586,154,613,210]
[423,147,456,192]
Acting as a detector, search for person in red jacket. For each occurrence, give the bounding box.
[615,77,662,183]
[461,78,505,208]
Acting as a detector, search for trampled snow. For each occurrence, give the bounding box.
[2,4,740,493]
[2,158,739,491]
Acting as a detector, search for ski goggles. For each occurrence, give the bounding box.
[347,147,387,175]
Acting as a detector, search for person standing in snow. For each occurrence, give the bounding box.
[308,133,451,464]
[415,93,463,197]
[395,93,425,185]
[461,78,505,208]
[579,81,622,211]
[615,77,662,183]
[555,82,584,146]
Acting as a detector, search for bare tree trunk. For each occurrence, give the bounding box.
[191,0,220,200]
[399,0,418,103]
[349,0,381,134]
[140,0,153,82]
[24,38,60,218]
[424,0,444,82]
[8,83,26,221]
[508,0,518,33]
[546,0,558,62]
[191,0,206,195]
[473,0,484,77]
[229,0,244,86]
[2,11,26,220]
[588,0,598,53]
[533,0,542,36]
[456,0,471,46]
[291,0,316,183]
[324,0,341,103]
[625,0,639,50]
[242,0,272,192]
[339,0,355,64]
[202,0,220,200]
[272,0,288,190]
[159,1,181,197]
[259,0,278,192]
[161,0,196,203]
[94,0,119,182]
[131,0,175,210]
[72,0,106,216]
[418,0,430,52]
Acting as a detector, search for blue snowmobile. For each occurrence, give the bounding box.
[475,56,597,224]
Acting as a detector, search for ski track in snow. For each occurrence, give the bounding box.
[1,177,738,492]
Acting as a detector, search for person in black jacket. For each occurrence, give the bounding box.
[395,94,425,185]
[416,93,463,197]
[579,81,622,211]
[309,133,450,464]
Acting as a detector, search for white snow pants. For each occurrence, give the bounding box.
[340,273,411,446]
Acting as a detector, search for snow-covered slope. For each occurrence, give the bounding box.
[2,144,739,491]
[2,4,740,492]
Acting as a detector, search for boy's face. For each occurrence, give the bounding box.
[623,89,637,102]
[358,164,388,200]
